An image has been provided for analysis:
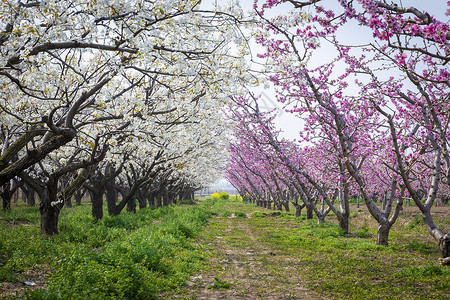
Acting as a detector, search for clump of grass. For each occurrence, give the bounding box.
[408,214,425,229]
[234,211,247,218]
[404,241,434,255]
[206,276,234,290]
[180,199,197,205]
[251,211,267,218]
[397,264,450,278]
[356,218,371,238]
[221,211,232,217]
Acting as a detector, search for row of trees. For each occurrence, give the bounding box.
[0,0,251,234]
[227,0,449,261]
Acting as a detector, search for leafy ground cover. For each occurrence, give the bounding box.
[1,198,448,299]
[0,198,225,299]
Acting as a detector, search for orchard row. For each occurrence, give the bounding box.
[226,0,450,261]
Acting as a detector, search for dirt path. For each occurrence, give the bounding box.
[165,215,323,299]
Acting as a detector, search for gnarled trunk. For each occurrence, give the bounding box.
[1,182,12,211]
[90,190,104,220]
[377,221,391,246]
[40,179,62,235]
[439,233,450,259]
[294,204,302,217]
[126,197,136,213]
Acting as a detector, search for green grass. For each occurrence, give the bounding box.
[0,197,227,299]
[206,277,234,290]
[1,198,449,299]
[165,199,449,300]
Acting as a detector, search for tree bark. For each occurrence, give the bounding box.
[439,232,450,259]
[339,215,349,234]
[148,192,155,207]
[294,203,303,217]
[156,192,162,207]
[74,189,84,205]
[282,201,290,212]
[39,178,62,235]
[126,197,136,213]
[90,190,104,220]
[105,179,118,215]
[40,200,62,235]
[1,182,12,211]
[377,221,390,246]
[306,204,314,220]
[25,186,36,206]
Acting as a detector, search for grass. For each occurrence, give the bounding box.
[165,199,450,300]
[206,277,234,290]
[0,198,223,299]
[1,198,449,299]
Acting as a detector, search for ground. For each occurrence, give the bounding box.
[162,202,449,299]
[1,201,449,299]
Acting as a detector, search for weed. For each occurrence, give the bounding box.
[404,241,434,255]
[221,211,232,217]
[234,211,247,218]
[356,218,371,238]
[408,214,425,229]
[251,211,267,218]
[397,264,450,278]
[180,199,197,205]
[206,277,234,290]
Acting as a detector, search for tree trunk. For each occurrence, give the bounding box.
[162,188,170,206]
[422,209,450,258]
[339,215,349,234]
[27,188,36,206]
[137,190,147,209]
[317,216,324,225]
[282,201,290,212]
[74,189,83,205]
[1,182,12,211]
[294,204,302,217]
[65,195,72,208]
[377,221,390,246]
[439,232,450,259]
[40,201,61,235]
[105,181,118,215]
[39,180,62,235]
[306,204,313,220]
[126,197,136,213]
[156,192,162,207]
[90,190,104,220]
[148,192,155,207]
